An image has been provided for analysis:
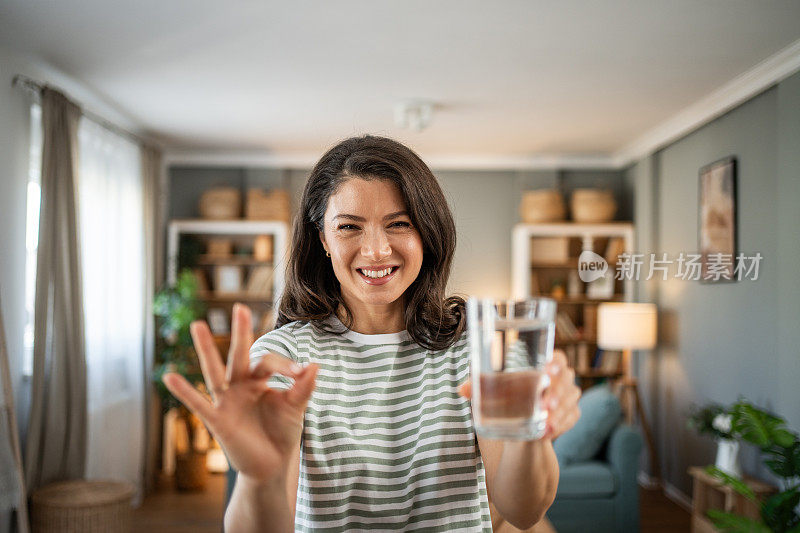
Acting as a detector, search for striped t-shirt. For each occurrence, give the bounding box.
[249,317,493,532]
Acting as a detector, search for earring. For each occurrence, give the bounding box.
[326,251,331,257]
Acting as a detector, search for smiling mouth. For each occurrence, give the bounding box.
[357,266,399,280]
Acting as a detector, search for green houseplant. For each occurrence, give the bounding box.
[152,269,208,490]
[703,400,800,533]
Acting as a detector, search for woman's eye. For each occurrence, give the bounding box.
[337,224,358,231]
[390,221,411,228]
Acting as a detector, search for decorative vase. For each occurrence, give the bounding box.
[175,450,209,491]
[715,439,742,478]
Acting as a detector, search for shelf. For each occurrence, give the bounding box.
[531,260,578,269]
[575,369,623,378]
[198,291,273,302]
[196,255,273,266]
[552,295,625,304]
[555,338,596,346]
[531,260,620,269]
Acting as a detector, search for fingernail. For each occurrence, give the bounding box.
[290,363,302,374]
[549,397,558,409]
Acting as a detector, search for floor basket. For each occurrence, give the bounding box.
[31,479,135,533]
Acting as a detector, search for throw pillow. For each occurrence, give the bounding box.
[553,383,622,466]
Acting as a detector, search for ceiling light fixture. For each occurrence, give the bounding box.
[394,100,434,132]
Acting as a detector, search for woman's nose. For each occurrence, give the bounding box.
[361,230,392,261]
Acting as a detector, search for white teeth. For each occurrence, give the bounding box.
[361,268,393,279]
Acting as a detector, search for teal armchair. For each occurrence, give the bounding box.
[546,424,643,532]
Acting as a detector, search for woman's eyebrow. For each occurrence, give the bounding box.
[332,211,409,222]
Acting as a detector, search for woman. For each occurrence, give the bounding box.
[163,136,581,532]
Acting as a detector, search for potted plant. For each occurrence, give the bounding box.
[152,269,209,491]
[688,402,742,477]
[703,400,799,532]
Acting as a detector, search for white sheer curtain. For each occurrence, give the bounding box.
[77,118,146,504]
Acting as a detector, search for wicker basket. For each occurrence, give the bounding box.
[519,190,566,223]
[245,189,291,222]
[199,187,241,219]
[31,479,134,533]
[570,189,617,222]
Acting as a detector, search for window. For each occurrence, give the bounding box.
[22,102,42,376]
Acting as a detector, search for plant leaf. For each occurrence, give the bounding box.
[761,489,800,532]
[773,429,797,448]
[707,510,771,533]
[706,466,757,502]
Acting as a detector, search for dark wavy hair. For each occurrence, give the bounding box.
[275,135,465,350]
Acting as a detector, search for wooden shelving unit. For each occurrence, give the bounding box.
[167,219,289,337]
[688,466,775,533]
[512,222,634,387]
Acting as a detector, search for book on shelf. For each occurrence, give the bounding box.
[591,348,603,369]
[192,268,209,293]
[599,350,622,372]
[576,343,590,372]
[564,345,577,368]
[555,311,580,341]
[582,304,597,339]
[246,265,274,297]
[530,271,541,295]
[604,237,626,264]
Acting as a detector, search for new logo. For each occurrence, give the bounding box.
[578,251,608,282]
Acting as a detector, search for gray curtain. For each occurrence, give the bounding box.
[24,87,87,492]
[140,144,163,496]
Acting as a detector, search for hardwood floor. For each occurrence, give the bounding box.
[640,487,692,533]
[132,476,691,532]
[132,473,227,533]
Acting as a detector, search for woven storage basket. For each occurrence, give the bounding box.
[570,188,617,222]
[199,187,241,219]
[31,479,134,533]
[245,189,291,222]
[519,190,566,223]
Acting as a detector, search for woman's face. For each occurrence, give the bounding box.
[319,178,424,313]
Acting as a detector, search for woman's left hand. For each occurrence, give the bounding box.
[457,349,582,441]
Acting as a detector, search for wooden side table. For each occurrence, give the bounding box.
[688,466,775,533]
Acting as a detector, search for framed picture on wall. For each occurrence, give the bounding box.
[698,156,737,283]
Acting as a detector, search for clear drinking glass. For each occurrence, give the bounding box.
[467,297,557,440]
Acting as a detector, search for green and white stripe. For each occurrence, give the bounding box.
[250,317,493,532]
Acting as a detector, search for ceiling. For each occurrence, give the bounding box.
[1,1,800,166]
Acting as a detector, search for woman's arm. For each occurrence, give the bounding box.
[225,436,301,532]
[461,350,581,529]
[479,437,559,529]
[225,473,293,533]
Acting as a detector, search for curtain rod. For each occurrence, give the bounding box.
[12,74,154,148]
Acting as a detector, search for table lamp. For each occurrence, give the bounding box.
[597,302,659,480]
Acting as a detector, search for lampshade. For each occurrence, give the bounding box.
[597,302,657,350]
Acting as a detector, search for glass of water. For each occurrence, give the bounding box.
[467,297,557,440]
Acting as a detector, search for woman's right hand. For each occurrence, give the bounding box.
[162,303,318,484]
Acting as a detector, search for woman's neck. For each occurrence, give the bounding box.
[336,302,406,335]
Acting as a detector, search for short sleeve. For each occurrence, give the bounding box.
[249,324,299,391]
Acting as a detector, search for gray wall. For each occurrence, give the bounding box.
[626,70,800,498]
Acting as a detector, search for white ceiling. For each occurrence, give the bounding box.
[2,1,800,166]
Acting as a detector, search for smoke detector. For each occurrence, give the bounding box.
[394,100,434,132]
